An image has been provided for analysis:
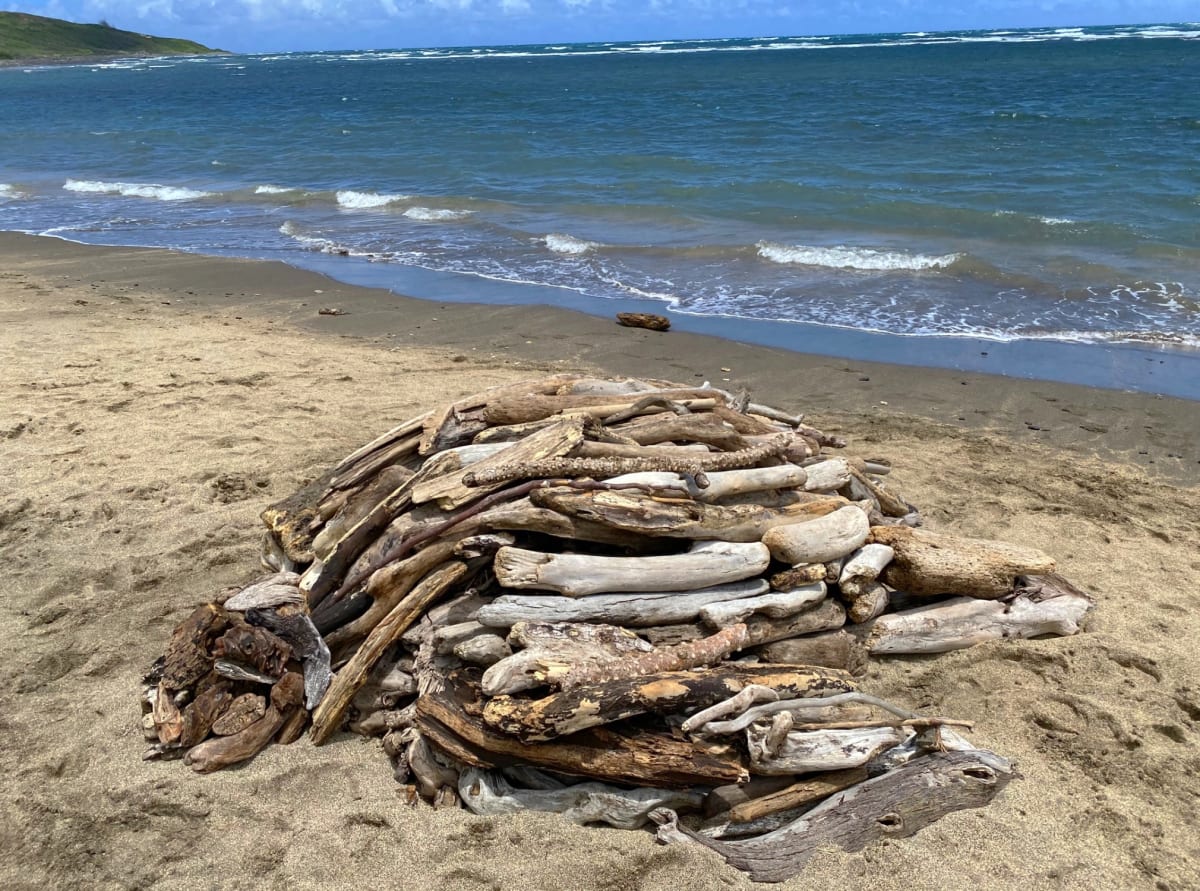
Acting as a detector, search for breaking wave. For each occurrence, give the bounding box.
[63,179,213,201]
[756,242,961,271]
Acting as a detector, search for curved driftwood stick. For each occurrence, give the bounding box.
[459,767,704,829]
[700,692,920,736]
[311,562,469,745]
[681,684,780,734]
[493,540,770,597]
[651,749,1015,883]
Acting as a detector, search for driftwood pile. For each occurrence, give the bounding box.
[141,374,1094,882]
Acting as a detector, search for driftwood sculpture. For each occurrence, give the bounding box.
[140,374,1095,881]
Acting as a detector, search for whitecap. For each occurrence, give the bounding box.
[63,179,213,201]
[335,189,408,209]
[542,233,600,255]
[403,206,473,221]
[756,241,959,271]
[0,183,23,200]
[255,184,295,194]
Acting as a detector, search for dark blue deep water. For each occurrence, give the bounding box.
[2,24,1199,391]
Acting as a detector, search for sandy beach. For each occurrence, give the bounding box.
[2,231,1198,890]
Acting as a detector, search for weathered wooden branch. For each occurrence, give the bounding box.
[481,389,725,426]
[459,767,703,829]
[222,572,302,611]
[483,664,855,742]
[651,749,1015,883]
[558,624,750,689]
[493,541,770,597]
[481,621,654,696]
[747,725,905,774]
[161,603,228,690]
[716,768,869,825]
[755,630,868,675]
[312,466,414,560]
[699,584,826,629]
[415,672,749,787]
[310,562,469,745]
[184,672,305,773]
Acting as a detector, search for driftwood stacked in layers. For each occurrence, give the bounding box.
[141,374,1092,882]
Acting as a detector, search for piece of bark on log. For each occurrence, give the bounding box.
[460,767,703,829]
[161,603,228,690]
[178,676,235,747]
[418,673,748,787]
[483,664,855,743]
[212,625,293,679]
[481,621,654,696]
[558,624,750,690]
[869,526,1056,599]
[864,573,1093,654]
[477,579,770,629]
[310,562,469,745]
[246,605,333,710]
[211,693,267,736]
[762,505,871,565]
[221,572,302,611]
[616,312,670,332]
[769,564,827,590]
[493,540,771,597]
[651,749,1015,883]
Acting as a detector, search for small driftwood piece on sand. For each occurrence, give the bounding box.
[493,541,770,597]
[616,312,670,332]
[141,373,1096,881]
[652,749,1015,883]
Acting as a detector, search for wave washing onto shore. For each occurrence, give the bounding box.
[63,179,213,202]
[3,25,1198,366]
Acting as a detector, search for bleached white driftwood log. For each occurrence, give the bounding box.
[865,578,1093,654]
[747,725,905,774]
[605,465,809,503]
[838,545,894,598]
[222,572,303,611]
[698,583,826,629]
[458,767,704,829]
[476,579,770,628]
[801,459,851,492]
[762,506,870,565]
[493,541,771,597]
[482,622,654,696]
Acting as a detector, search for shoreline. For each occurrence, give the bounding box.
[0,51,228,69]
[3,228,1200,889]
[5,231,1197,482]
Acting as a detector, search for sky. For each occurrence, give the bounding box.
[3,0,1195,53]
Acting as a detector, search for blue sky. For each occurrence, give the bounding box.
[3,0,1194,53]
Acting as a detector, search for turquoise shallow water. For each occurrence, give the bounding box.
[1,24,1198,392]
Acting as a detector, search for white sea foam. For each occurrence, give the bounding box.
[278,220,351,254]
[335,189,408,209]
[403,206,473,221]
[756,242,959,271]
[255,184,294,194]
[0,184,22,200]
[63,179,212,201]
[543,233,600,254]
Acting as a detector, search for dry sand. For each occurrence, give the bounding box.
[1,232,1198,890]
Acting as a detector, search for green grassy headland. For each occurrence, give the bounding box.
[0,11,224,62]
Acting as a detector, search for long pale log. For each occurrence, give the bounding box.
[870,526,1056,599]
[459,767,703,829]
[762,505,870,565]
[311,562,468,745]
[747,726,904,774]
[483,664,855,742]
[477,579,770,628]
[530,487,844,543]
[415,673,748,787]
[608,464,811,505]
[800,458,851,492]
[494,541,770,597]
[865,576,1093,654]
[609,412,749,451]
[699,584,826,628]
[467,498,658,548]
[651,750,1015,883]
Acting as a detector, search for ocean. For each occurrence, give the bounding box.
[2,24,1199,396]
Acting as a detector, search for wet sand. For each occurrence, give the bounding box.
[2,232,1198,890]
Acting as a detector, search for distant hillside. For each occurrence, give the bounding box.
[0,11,223,62]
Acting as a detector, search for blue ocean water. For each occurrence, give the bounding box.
[2,24,1199,389]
